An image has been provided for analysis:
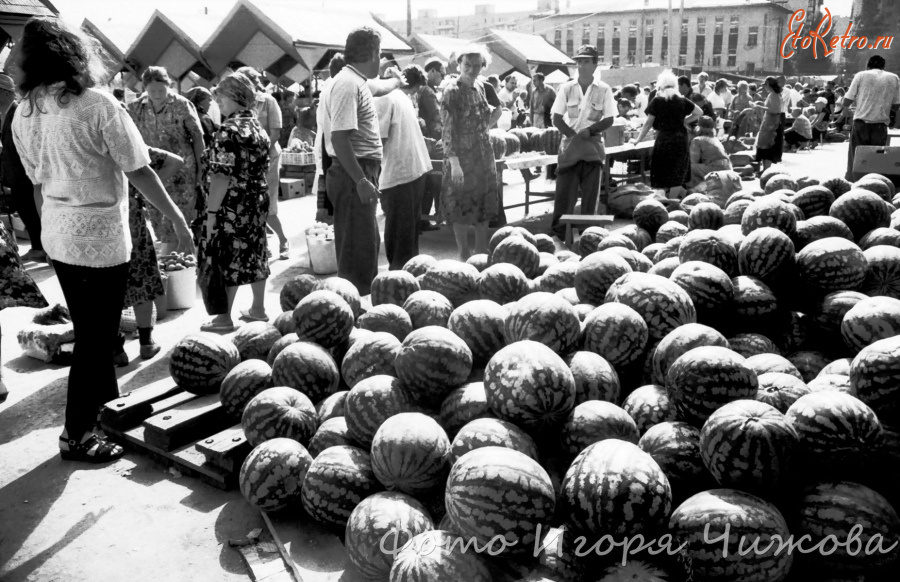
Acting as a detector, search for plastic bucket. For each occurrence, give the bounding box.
[307,235,338,275]
[166,267,197,310]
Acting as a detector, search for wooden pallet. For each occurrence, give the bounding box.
[100,378,250,490]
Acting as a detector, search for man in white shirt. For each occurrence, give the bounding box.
[697,72,712,97]
[374,64,433,269]
[843,55,900,180]
[548,45,616,238]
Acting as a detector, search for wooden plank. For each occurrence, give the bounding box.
[262,512,303,582]
[558,214,614,226]
[195,424,250,473]
[142,394,233,452]
[100,378,184,430]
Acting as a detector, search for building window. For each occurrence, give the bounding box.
[661,19,668,64]
[582,23,591,47]
[695,17,705,65]
[597,23,605,57]
[712,55,722,67]
[728,50,737,67]
[645,18,654,61]
[728,15,740,56]
[612,55,620,66]
[680,18,688,66]
[628,19,637,63]
[748,26,759,47]
[554,29,562,49]
[612,21,620,60]
[566,24,574,54]
[713,16,724,58]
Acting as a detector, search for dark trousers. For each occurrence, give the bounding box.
[10,184,42,251]
[550,160,602,237]
[53,260,129,438]
[420,172,441,221]
[847,119,888,181]
[784,129,810,147]
[381,174,424,270]
[326,158,381,296]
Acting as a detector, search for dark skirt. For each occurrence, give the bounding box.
[756,113,785,163]
[651,130,691,189]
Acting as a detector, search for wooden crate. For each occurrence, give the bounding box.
[100,379,250,490]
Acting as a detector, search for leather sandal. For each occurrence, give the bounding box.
[59,433,125,463]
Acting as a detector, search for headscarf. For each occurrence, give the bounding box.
[215,73,256,109]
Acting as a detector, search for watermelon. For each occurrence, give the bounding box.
[605,272,697,343]
[403,254,437,277]
[503,292,581,356]
[538,261,578,293]
[292,290,354,349]
[566,351,620,405]
[668,209,690,226]
[316,390,348,424]
[389,529,492,582]
[841,295,900,353]
[745,353,801,378]
[723,199,751,225]
[447,300,506,367]
[231,322,281,362]
[581,302,649,368]
[484,340,576,433]
[741,197,798,237]
[554,287,579,306]
[730,276,779,333]
[822,176,853,198]
[341,331,401,387]
[648,256,680,277]
[812,290,868,338]
[273,311,297,336]
[270,341,340,403]
[700,399,798,494]
[764,174,798,194]
[279,274,321,311]
[169,333,241,395]
[796,237,868,293]
[450,418,539,464]
[759,164,790,189]
[681,193,712,213]
[266,333,299,367]
[403,290,455,329]
[308,416,354,457]
[807,373,853,394]
[477,263,529,304]
[370,412,451,495]
[860,173,896,197]
[651,323,729,386]
[755,372,811,413]
[622,384,678,435]
[666,346,759,426]
[678,229,738,276]
[633,199,669,237]
[491,237,540,279]
[668,489,793,582]
[559,439,671,538]
[638,420,708,501]
[242,386,318,447]
[345,492,434,580]
[560,400,640,457]
[786,350,831,383]
[616,224,653,251]
[688,202,725,230]
[344,375,414,447]
[574,251,633,305]
[357,304,414,342]
[321,277,362,319]
[738,227,795,284]
[820,357,852,376]
[859,227,900,250]
[220,359,273,421]
[489,226,538,256]
[792,185,835,218]
[300,445,382,528]
[794,216,855,251]
[603,247,652,273]
[439,382,492,439]
[669,261,734,324]
[728,332,779,358]
[540,127,562,155]
[445,447,555,553]
[394,326,473,404]
[829,188,892,240]
[654,235,684,262]
[239,437,312,511]
[419,260,480,306]
[849,335,900,417]
[860,244,900,299]
[642,242,665,262]
[371,270,421,307]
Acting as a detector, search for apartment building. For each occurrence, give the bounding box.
[385,2,543,39]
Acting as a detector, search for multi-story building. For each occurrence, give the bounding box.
[529,0,794,77]
[385,2,544,39]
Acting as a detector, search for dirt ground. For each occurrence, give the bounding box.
[0,142,852,582]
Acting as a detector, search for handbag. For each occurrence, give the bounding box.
[197,232,229,315]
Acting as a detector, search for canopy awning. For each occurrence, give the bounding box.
[81,18,138,83]
[485,29,574,77]
[126,9,221,81]
[408,33,472,64]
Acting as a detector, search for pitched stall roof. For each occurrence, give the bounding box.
[0,0,56,43]
[487,28,574,73]
[81,19,133,82]
[410,33,472,62]
[126,7,226,81]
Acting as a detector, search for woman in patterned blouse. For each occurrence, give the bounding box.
[200,73,271,333]
[10,16,193,463]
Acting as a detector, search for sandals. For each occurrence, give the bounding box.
[140,343,161,360]
[200,320,236,333]
[59,433,125,463]
[279,241,290,260]
[239,310,269,323]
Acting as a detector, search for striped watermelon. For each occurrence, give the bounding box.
[666,346,759,426]
[738,227,795,284]
[812,290,868,338]
[330,327,373,372]
[308,416,354,457]
[554,287,579,306]
[728,332,779,358]
[439,382,493,438]
[700,399,798,494]
[669,489,793,582]
[273,311,297,336]
[389,529,492,582]
[394,327,473,405]
[566,351,620,405]
[633,199,670,236]
[370,412,451,495]
[316,390,348,424]
[341,331,401,388]
[681,193,712,213]
[266,333,299,367]
[574,251,633,305]
[447,300,507,367]
[688,202,725,230]
[850,335,900,417]
[764,174,798,193]
[344,375,414,447]
[855,177,894,201]
[559,439,672,538]
[466,253,489,272]
[270,341,340,403]
[796,481,900,573]
[477,263,529,304]
[841,295,900,353]
[231,322,281,362]
[605,272,698,343]
[611,247,653,272]
[859,227,900,250]
[724,199,751,226]
[829,188,892,240]
[796,237,868,293]
[651,323,729,386]
[787,350,831,382]
[823,176,854,197]
[860,244,900,299]
[792,185,835,218]
[538,261,579,293]
[504,292,581,356]
[419,260,480,306]
[371,270,421,307]
[582,302,649,368]
[616,224,653,251]
[445,447,555,553]
[730,276,779,333]
[292,290,354,349]
[622,384,678,435]
[450,417,538,464]
[745,353,801,378]
[642,242,666,262]
[533,233,555,253]
[820,357,852,376]
[357,304,413,342]
[300,445,383,528]
[741,197,798,237]
[239,437,312,511]
[220,359,273,421]
[345,492,434,580]
[403,254,437,277]
[321,277,362,319]
[169,333,241,395]
[755,372,811,413]
[648,256,681,277]
[795,216,855,251]
[484,340,576,433]
[279,274,321,311]
[491,237,540,279]
[807,373,853,394]
[242,386,318,447]
[654,235,684,262]
[668,209,690,226]
[638,421,708,502]
[403,290,454,329]
[669,261,734,324]
[560,400,640,457]
[489,226,539,255]
[678,229,738,276]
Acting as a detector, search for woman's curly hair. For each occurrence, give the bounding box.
[402,64,427,89]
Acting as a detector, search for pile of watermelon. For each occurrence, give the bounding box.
[489,127,563,159]
[168,168,900,582]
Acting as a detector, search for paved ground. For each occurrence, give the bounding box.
[0,141,851,582]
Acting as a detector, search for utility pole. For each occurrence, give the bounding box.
[667,0,673,68]
[678,0,684,73]
[407,0,412,38]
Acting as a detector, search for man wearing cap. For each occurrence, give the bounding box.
[0,73,44,262]
[843,55,900,180]
[548,45,616,239]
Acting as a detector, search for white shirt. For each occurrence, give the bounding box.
[846,68,900,125]
[13,88,150,267]
[374,90,432,190]
[323,65,382,161]
[707,92,726,111]
[551,77,616,164]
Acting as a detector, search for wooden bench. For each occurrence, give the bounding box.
[559,214,615,245]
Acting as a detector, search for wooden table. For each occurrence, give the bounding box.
[889,128,900,145]
[601,140,655,211]
[503,154,559,214]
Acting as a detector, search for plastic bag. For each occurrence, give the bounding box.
[198,234,229,315]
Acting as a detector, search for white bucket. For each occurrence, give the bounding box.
[166,267,197,310]
[307,235,337,275]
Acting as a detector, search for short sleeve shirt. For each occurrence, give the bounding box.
[646,94,696,134]
[323,65,382,161]
[374,91,432,190]
[846,69,900,125]
[550,78,616,132]
[254,92,282,132]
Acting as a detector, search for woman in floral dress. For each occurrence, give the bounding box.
[128,66,205,249]
[200,73,271,333]
[0,219,47,310]
[440,45,502,260]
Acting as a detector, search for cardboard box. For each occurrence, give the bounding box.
[280,178,307,199]
[853,146,900,176]
[605,124,626,148]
